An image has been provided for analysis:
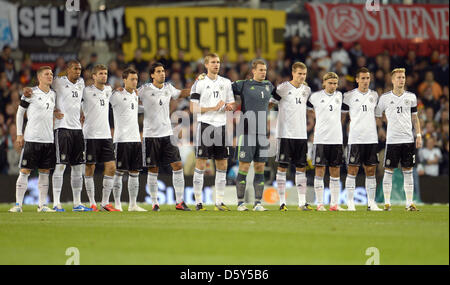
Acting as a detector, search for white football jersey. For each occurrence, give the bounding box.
[308,90,343,145]
[138,83,181,138]
[21,87,56,143]
[375,90,417,144]
[274,81,311,139]
[343,88,378,144]
[52,76,85,130]
[81,85,113,139]
[110,89,141,143]
[190,75,234,127]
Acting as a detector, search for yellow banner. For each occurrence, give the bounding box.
[123,7,286,62]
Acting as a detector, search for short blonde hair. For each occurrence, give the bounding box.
[391,68,406,76]
[323,72,339,82]
[292,62,307,72]
[204,53,219,64]
[37,66,52,76]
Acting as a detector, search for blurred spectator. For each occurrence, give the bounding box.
[4,58,17,84]
[54,56,66,76]
[418,70,443,101]
[440,140,449,175]
[0,45,12,73]
[418,137,442,176]
[331,42,351,69]
[86,52,99,71]
[434,54,449,87]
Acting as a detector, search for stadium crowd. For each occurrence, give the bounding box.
[0,36,448,180]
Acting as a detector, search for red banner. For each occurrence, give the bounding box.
[305,3,449,57]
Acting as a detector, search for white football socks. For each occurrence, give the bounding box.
[403,170,414,207]
[84,176,96,205]
[329,176,340,206]
[71,165,83,207]
[383,170,393,205]
[128,173,139,208]
[296,171,307,206]
[172,169,185,204]
[314,176,324,205]
[193,168,204,204]
[52,164,65,207]
[147,172,159,205]
[16,172,29,207]
[113,171,124,209]
[38,172,50,208]
[276,170,286,206]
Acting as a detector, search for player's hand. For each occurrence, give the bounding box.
[23,87,32,98]
[15,135,24,152]
[225,103,234,111]
[416,135,423,149]
[215,100,225,111]
[54,109,64,119]
[80,113,85,125]
[196,73,206,80]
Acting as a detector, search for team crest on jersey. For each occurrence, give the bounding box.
[320,99,325,103]
[87,154,92,161]
[219,85,224,91]
[240,151,246,158]
[316,157,321,163]
[198,149,203,155]
[390,101,394,104]
[335,98,340,104]
[147,157,151,163]
[369,97,375,103]
[355,99,360,102]
[22,159,27,166]
[404,99,410,105]
[206,86,210,89]
[118,161,122,167]
[280,154,285,160]
[265,85,270,92]
[61,154,66,161]
[165,91,169,96]
[386,159,391,166]
[123,97,127,101]
[350,156,355,163]
[65,85,69,88]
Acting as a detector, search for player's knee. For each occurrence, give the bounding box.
[148,167,158,174]
[348,166,359,176]
[365,166,376,177]
[239,162,250,173]
[329,167,340,178]
[315,166,325,177]
[277,166,287,172]
[171,161,183,171]
[215,160,227,171]
[195,159,206,170]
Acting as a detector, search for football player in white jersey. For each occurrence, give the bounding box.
[22,61,90,212]
[375,68,422,211]
[307,72,346,211]
[138,62,192,211]
[270,62,313,211]
[342,67,382,211]
[190,53,235,211]
[82,64,118,212]
[9,66,59,212]
[109,68,147,212]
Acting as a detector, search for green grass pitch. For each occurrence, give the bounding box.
[0,204,448,265]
